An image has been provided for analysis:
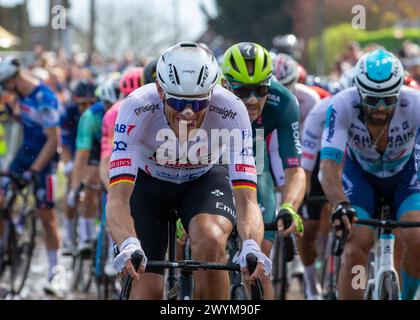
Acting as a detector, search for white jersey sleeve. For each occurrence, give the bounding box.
[301,97,332,171]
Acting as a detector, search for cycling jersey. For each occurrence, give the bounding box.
[76,101,105,165]
[321,86,420,178]
[109,83,257,188]
[18,83,61,152]
[60,102,80,156]
[266,83,317,186]
[301,97,332,172]
[101,100,123,160]
[255,79,302,173]
[295,83,321,125]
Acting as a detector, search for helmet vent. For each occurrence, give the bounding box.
[197,66,204,85]
[158,73,165,83]
[262,54,268,72]
[211,74,218,84]
[173,65,180,85]
[180,43,197,48]
[230,54,240,73]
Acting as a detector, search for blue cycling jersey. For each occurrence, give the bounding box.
[18,83,61,152]
[60,101,80,155]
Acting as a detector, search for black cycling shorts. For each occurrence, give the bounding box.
[130,165,236,274]
[301,155,325,221]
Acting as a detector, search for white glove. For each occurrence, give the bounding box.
[66,189,77,208]
[113,237,147,274]
[234,239,272,276]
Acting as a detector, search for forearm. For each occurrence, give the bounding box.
[281,167,306,209]
[235,194,264,245]
[71,150,90,190]
[99,157,110,191]
[106,198,137,247]
[30,136,58,172]
[319,159,347,207]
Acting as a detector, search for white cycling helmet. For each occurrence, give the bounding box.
[273,53,299,88]
[355,49,404,97]
[0,56,20,84]
[96,77,120,104]
[156,41,219,96]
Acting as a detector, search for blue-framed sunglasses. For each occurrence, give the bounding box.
[362,95,398,109]
[165,92,212,112]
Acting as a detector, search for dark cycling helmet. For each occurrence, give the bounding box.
[73,79,97,98]
[143,59,158,85]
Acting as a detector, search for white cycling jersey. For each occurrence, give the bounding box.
[321,86,420,178]
[109,83,258,189]
[301,97,332,172]
[268,84,320,186]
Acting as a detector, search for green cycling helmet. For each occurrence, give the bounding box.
[222,42,272,85]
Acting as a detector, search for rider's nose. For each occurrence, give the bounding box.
[181,107,195,119]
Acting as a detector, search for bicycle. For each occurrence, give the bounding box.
[0,172,38,296]
[264,214,298,300]
[70,182,105,294]
[119,209,263,300]
[355,201,420,300]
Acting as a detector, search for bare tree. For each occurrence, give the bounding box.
[94,0,182,59]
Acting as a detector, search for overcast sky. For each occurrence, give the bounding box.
[0,0,216,39]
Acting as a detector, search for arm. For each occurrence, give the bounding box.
[281,166,306,209]
[99,156,110,190]
[319,159,346,208]
[70,149,90,190]
[30,127,59,172]
[106,182,136,246]
[234,188,264,245]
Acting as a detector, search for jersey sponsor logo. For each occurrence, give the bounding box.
[209,105,237,119]
[113,141,128,152]
[110,158,132,169]
[291,121,302,153]
[304,129,318,140]
[134,104,160,115]
[235,164,257,174]
[215,202,236,219]
[211,189,224,197]
[302,139,316,150]
[267,93,280,104]
[155,170,207,182]
[115,124,136,136]
[286,157,299,166]
[326,108,337,143]
[350,123,367,132]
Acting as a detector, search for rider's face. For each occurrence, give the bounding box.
[363,103,395,126]
[242,93,267,122]
[164,102,208,138]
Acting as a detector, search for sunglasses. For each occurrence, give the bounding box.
[165,93,212,112]
[362,95,398,109]
[230,85,269,100]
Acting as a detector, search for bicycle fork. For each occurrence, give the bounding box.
[372,234,400,299]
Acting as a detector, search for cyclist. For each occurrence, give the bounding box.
[221,42,306,299]
[0,56,62,293]
[320,49,420,300]
[60,79,98,255]
[67,76,119,254]
[107,41,273,300]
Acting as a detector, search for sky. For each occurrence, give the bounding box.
[0,0,216,39]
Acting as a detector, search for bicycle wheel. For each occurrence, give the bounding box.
[72,245,94,293]
[378,272,399,300]
[96,227,109,300]
[231,284,249,300]
[10,208,36,295]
